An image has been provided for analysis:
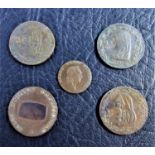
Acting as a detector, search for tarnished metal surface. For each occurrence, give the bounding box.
[97,23,145,69]
[9,21,55,65]
[0,9,155,146]
[8,87,58,137]
[58,60,92,93]
[99,86,148,135]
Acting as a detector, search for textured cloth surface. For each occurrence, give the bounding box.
[0,8,155,147]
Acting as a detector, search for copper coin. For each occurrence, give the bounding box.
[9,21,55,65]
[58,60,92,94]
[99,86,148,135]
[8,87,58,137]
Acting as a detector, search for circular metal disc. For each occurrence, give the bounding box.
[99,86,148,135]
[8,86,58,137]
[9,21,55,65]
[97,23,145,69]
[58,60,92,94]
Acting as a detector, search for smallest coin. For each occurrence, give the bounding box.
[58,60,92,94]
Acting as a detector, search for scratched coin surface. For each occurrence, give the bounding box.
[99,86,148,135]
[8,87,58,137]
[97,23,145,68]
[58,60,92,94]
[9,21,55,65]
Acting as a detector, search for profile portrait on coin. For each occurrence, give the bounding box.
[106,30,132,61]
[99,86,148,135]
[97,23,145,69]
[106,93,137,127]
[66,65,83,90]
[58,60,92,94]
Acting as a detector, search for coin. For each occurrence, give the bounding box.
[58,60,92,94]
[9,21,55,65]
[8,86,58,137]
[99,86,148,135]
[97,23,145,69]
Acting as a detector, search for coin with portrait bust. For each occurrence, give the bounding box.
[99,86,148,135]
[8,87,58,137]
[58,60,92,94]
[97,23,145,69]
[9,21,55,65]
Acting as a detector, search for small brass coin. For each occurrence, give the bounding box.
[8,87,58,137]
[99,86,148,135]
[9,21,55,65]
[58,60,92,94]
[97,23,145,69]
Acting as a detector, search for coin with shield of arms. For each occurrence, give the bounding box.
[9,21,55,65]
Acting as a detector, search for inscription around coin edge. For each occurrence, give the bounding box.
[99,87,148,135]
[8,87,58,136]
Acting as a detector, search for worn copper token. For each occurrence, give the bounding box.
[58,60,92,94]
[97,23,145,69]
[99,86,148,135]
[9,21,55,65]
[8,87,58,137]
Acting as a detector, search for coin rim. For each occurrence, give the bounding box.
[58,60,92,94]
[99,86,148,135]
[9,21,56,65]
[97,23,145,69]
[8,86,58,137]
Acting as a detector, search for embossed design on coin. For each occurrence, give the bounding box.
[9,21,55,65]
[58,60,92,93]
[97,23,145,68]
[8,87,58,137]
[99,86,148,135]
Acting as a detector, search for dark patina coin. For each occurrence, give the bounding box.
[99,86,148,135]
[8,87,58,137]
[58,60,92,94]
[9,21,55,65]
[97,23,145,69]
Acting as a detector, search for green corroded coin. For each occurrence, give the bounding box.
[9,21,55,65]
[97,23,145,69]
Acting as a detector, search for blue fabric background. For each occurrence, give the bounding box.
[0,9,155,147]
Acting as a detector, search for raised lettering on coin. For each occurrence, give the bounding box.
[8,87,58,137]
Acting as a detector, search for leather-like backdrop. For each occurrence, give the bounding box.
[0,9,155,147]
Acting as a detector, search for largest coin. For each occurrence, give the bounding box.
[9,21,55,65]
[8,87,58,137]
[99,86,148,135]
[97,23,145,68]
